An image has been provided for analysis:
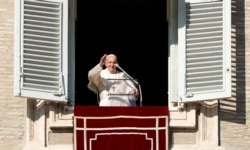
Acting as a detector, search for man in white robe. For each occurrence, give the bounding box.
[87,54,139,106]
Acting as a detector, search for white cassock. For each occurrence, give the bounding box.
[87,64,137,106]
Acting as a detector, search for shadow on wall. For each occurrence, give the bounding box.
[219,0,246,124]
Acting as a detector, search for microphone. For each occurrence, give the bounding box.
[115,63,143,106]
[115,64,139,85]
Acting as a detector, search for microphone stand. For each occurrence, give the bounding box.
[116,64,143,106]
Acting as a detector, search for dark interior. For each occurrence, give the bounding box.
[75,0,168,106]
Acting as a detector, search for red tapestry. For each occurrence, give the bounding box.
[74,106,169,150]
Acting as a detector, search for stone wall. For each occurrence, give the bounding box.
[219,0,250,149]
[0,0,26,150]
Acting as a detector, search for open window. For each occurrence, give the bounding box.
[14,0,75,102]
[75,0,168,106]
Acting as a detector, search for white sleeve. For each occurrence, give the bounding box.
[87,64,103,93]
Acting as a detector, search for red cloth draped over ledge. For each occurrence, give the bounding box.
[74,106,169,150]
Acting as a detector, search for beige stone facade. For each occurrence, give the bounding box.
[0,1,74,149]
[219,0,250,149]
[0,0,26,149]
[0,0,250,150]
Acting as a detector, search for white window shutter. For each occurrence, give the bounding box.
[14,0,69,102]
[178,0,231,102]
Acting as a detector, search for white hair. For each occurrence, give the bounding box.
[106,54,117,61]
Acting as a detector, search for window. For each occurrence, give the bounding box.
[168,0,231,107]
[14,0,75,102]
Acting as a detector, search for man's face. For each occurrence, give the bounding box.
[105,55,117,73]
